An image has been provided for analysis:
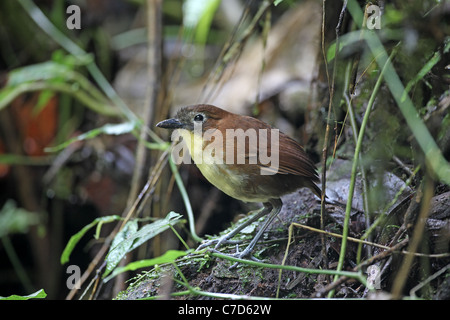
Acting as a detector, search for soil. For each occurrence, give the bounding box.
[116,177,450,300]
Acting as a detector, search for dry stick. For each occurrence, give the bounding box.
[328,35,397,300]
[410,263,450,298]
[66,241,110,300]
[127,0,162,208]
[343,60,372,257]
[65,151,169,300]
[145,0,164,257]
[391,177,435,299]
[113,0,163,296]
[283,215,449,298]
[254,6,271,109]
[201,0,274,103]
[319,0,331,274]
[315,238,409,297]
[292,223,390,250]
[277,218,380,297]
[319,0,348,279]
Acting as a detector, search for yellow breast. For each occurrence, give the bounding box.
[175,129,260,202]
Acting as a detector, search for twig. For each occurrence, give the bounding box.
[211,251,366,283]
[315,238,409,297]
[319,0,335,275]
[201,0,275,102]
[126,0,162,208]
[342,61,371,256]
[322,0,347,297]
[290,222,390,250]
[169,159,203,243]
[409,263,450,298]
[346,0,450,185]
[331,40,397,297]
[64,150,169,300]
[391,176,434,299]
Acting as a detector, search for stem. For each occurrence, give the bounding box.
[1,236,34,293]
[18,0,165,144]
[391,177,434,299]
[169,158,203,243]
[331,45,396,294]
[211,251,366,284]
[346,0,450,185]
[0,81,120,116]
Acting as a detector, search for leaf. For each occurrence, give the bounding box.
[326,31,361,62]
[401,50,441,102]
[194,0,221,45]
[34,90,56,115]
[103,250,190,282]
[0,154,51,165]
[182,0,221,44]
[0,57,117,116]
[60,215,122,265]
[102,220,139,277]
[5,54,91,87]
[0,200,40,237]
[6,61,74,85]
[103,212,183,278]
[45,121,136,153]
[0,289,47,300]
[326,29,403,62]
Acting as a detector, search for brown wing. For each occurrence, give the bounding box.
[276,132,319,179]
[220,114,319,179]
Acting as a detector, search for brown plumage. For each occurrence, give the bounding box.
[156,104,321,263]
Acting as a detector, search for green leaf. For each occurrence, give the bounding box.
[34,90,55,115]
[0,154,52,165]
[183,0,221,44]
[45,121,136,153]
[0,57,118,116]
[5,54,91,87]
[195,0,221,44]
[7,61,73,85]
[326,31,361,62]
[60,215,122,265]
[346,0,450,185]
[103,212,183,278]
[103,249,190,282]
[0,289,47,300]
[102,220,139,277]
[401,50,441,102]
[0,200,40,237]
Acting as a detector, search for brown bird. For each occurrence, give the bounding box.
[156,104,321,262]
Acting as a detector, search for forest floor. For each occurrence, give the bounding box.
[117,160,450,300]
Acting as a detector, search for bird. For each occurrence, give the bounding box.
[156,104,321,262]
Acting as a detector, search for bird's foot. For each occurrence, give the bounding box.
[196,236,242,252]
[228,244,262,269]
[205,244,262,269]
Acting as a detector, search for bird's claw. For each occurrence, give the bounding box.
[207,244,262,269]
[227,244,262,268]
[196,237,242,251]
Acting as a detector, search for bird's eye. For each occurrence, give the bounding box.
[193,114,204,122]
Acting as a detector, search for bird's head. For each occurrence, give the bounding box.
[156,104,229,134]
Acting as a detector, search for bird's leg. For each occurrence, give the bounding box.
[229,198,282,268]
[196,205,270,251]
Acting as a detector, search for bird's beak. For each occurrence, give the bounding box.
[156,118,184,129]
